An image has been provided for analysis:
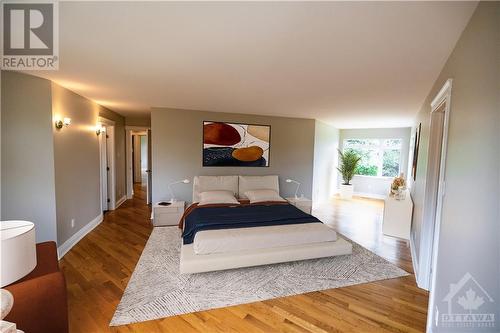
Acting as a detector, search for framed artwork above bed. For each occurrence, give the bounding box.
[203,121,271,167]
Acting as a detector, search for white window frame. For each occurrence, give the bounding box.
[343,138,403,178]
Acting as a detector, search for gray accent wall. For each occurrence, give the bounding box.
[312,121,339,203]
[1,71,58,242]
[151,108,315,203]
[1,71,127,247]
[51,82,102,245]
[410,3,499,331]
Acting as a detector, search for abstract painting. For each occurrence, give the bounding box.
[203,121,270,167]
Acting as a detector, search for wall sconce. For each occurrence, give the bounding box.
[95,124,106,136]
[55,117,71,129]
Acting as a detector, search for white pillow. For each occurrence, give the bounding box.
[244,189,286,204]
[238,175,279,199]
[198,190,240,206]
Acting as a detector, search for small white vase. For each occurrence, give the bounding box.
[339,184,354,200]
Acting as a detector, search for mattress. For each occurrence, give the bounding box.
[193,222,337,255]
[180,237,352,274]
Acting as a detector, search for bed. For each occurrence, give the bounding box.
[179,175,352,274]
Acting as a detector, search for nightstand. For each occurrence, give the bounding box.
[152,201,185,226]
[286,197,312,214]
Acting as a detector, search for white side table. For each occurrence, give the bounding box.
[383,189,413,243]
[286,197,312,214]
[152,201,185,226]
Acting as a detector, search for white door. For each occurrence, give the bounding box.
[147,129,152,204]
[99,126,108,211]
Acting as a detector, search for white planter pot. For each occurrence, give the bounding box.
[339,184,354,200]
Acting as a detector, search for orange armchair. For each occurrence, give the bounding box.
[4,242,69,333]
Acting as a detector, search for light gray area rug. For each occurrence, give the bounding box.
[111,226,408,326]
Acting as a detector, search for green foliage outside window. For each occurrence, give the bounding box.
[343,138,402,178]
[382,149,401,177]
[356,165,378,176]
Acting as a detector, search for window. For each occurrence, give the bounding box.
[343,138,403,178]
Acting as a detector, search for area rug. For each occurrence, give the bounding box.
[110,226,408,326]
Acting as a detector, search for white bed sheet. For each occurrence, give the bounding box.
[193,222,337,255]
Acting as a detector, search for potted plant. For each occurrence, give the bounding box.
[337,149,361,200]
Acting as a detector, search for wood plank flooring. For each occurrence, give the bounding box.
[60,184,428,333]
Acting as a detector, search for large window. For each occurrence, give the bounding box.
[343,138,403,178]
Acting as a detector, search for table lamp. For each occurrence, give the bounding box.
[286,178,301,199]
[168,179,191,203]
[1,221,37,333]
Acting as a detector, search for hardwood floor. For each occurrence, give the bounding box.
[60,186,428,333]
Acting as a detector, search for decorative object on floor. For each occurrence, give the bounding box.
[167,179,190,203]
[411,123,421,181]
[203,121,270,167]
[337,149,361,200]
[110,227,409,326]
[285,178,301,198]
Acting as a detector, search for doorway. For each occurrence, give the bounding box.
[126,126,152,204]
[418,79,452,294]
[98,117,116,212]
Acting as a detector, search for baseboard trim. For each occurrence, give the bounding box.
[116,195,127,209]
[353,191,386,200]
[410,231,424,289]
[57,213,103,259]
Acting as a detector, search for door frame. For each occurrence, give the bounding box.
[98,124,108,212]
[414,79,452,293]
[126,126,151,201]
[99,117,116,211]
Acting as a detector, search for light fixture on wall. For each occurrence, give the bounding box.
[96,124,106,136]
[54,117,71,129]
[168,179,191,203]
[286,178,301,199]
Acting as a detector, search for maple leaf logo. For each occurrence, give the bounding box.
[458,289,484,312]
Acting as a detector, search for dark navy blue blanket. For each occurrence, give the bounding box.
[182,204,320,244]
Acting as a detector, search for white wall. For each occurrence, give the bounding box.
[312,121,339,203]
[409,3,499,331]
[1,71,58,243]
[339,127,411,198]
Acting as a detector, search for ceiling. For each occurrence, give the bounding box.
[32,1,477,128]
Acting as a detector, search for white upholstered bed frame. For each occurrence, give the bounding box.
[180,175,352,274]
